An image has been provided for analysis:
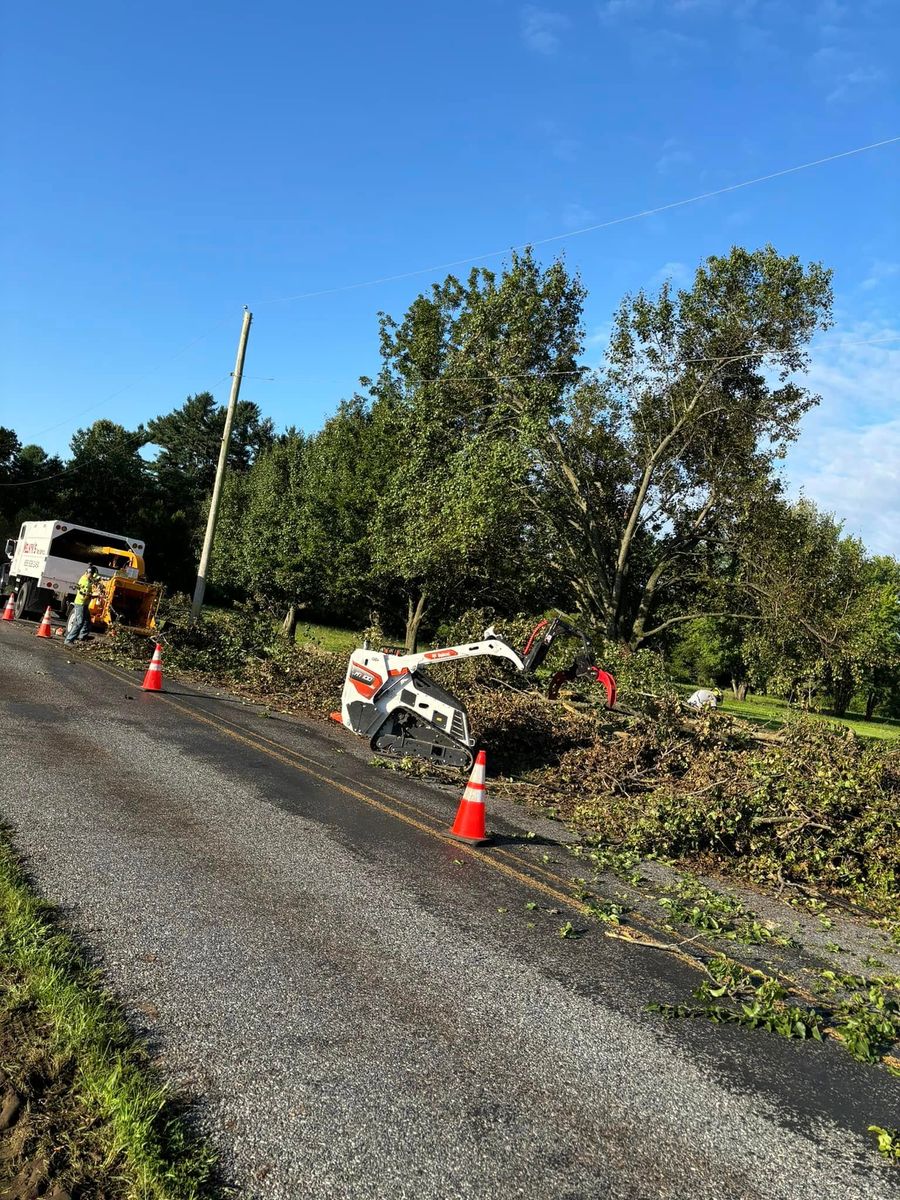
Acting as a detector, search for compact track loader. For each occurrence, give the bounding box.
[338,617,616,770]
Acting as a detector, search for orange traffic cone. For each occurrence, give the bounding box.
[35,606,53,638]
[450,749,490,845]
[141,643,164,691]
[1,593,14,621]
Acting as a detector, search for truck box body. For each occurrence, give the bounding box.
[6,520,146,618]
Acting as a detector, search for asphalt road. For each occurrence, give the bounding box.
[1,620,898,1199]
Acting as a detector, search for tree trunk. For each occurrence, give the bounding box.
[281,603,298,641]
[865,689,878,720]
[404,591,428,653]
[731,677,749,701]
[830,662,854,717]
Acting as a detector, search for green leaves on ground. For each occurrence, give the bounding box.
[869,1126,900,1162]
[650,955,900,1067]
[560,710,899,910]
[656,877,788,945]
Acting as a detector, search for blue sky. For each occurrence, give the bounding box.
[2,0,898,551]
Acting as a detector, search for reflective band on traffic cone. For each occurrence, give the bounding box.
[450,749,490,845]
[35,606,53,638]
[1,593,14,621]
[141,643,164,691]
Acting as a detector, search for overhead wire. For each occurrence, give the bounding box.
[0,373,234,488]
[262,135,900,306]
[28,322,236,440]
[13,132,900,446]
[339,331,900,387]
[8,328,895,480]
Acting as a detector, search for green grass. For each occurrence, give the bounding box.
[0,828,217,1198]
[717,691,900,741]
[294,621,361,654]
[294,620,407,655]
[673,684,900,740]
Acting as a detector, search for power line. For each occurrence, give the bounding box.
[355,331,900,386]
[0,373,234,488]
[0,462,83,488]
[29,324,236,440]
[14,132,899,447]
[263,135,900,306]
[6,329,893,484]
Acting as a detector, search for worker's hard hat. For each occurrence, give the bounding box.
[88,564,99,574]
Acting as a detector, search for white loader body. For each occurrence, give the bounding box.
[340,628,526,770]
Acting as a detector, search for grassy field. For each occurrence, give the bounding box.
[294,620,411,655]
[711,690,900,741]
[294,620,362,654]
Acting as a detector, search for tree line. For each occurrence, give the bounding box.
[2,245,898,716]
[0,395,274,591]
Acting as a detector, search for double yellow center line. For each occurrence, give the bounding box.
[86,657,587,914]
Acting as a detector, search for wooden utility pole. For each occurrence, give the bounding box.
[190,306,253,624]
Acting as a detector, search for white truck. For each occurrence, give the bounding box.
[4,520,147,620]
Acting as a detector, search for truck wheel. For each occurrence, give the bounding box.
[13,581,32,619]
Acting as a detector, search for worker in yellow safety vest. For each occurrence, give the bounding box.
[64,565,101,645]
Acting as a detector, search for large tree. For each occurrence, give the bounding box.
[144,392,276,589]
[366,249,585,648]
[212,400,391,623]
[60,420,155,538]
[146,392,275,513]
[0,431,65,540]
[530,245,833,646]
[740,501,900,715]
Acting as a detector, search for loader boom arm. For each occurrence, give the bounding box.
[391,626,526,674]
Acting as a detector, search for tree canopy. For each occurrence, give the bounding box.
[4,242,898,715]
[530,245,833,645]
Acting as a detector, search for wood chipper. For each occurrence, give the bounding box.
[86,546,162,634]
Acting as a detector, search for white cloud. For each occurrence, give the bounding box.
[537,118,580,162]
[649,260,692,288]
[641,27,706,60]
[803,323,900,424]
[826,65,885,103]
[585,322,613,349]
[860,261,900,292]
[596,0,718,19]
[656,138,693,174]
[521,6,571,54]
[784,324,900,553]
[562,202,595,229]
[584,321,614,368]
[724,206,755,228]
[787,419,900,555]
[596,0,651,21]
